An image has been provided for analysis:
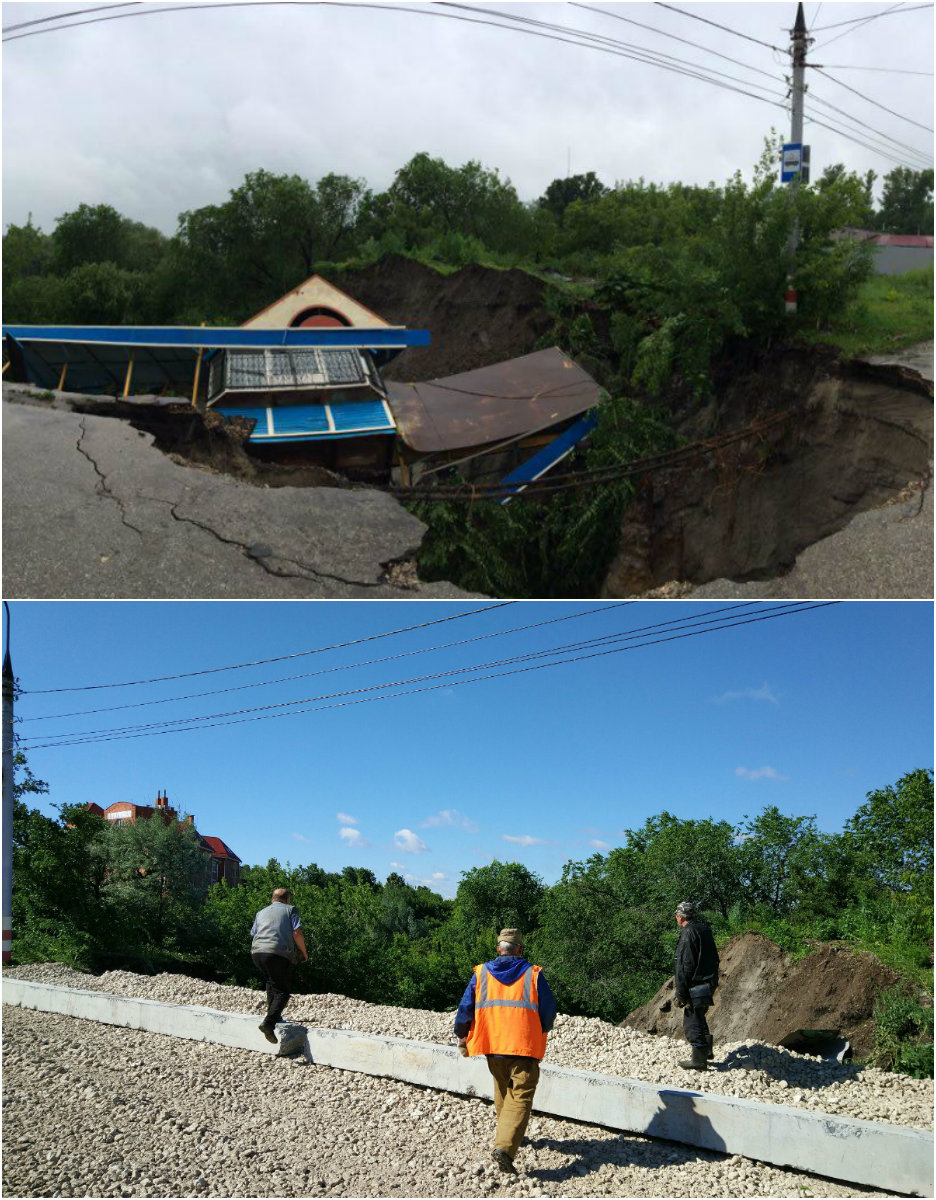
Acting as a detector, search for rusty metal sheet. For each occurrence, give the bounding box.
[385,347,601,454]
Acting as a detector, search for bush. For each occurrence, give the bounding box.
[871,987,934,1078]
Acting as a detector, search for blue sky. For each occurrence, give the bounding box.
[6,600,932,898]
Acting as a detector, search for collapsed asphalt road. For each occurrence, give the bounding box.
[2,391,476,600]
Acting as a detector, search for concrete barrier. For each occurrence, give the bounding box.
[3,977,305,1056]
[4,979,933,1196]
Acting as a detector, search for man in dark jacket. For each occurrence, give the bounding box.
[673,900,719,1071]
[250,887,308,1044]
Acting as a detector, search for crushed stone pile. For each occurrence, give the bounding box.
[3,963,932,1199]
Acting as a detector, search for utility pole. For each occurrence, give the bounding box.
[784,1,811,315]
[2,604,14,965]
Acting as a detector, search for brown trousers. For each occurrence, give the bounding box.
[485,1055,540,1159]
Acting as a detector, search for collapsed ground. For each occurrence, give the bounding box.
[8,256,933,595]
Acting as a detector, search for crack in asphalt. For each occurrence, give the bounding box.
[165,504,387,591]
[75,418,147,540]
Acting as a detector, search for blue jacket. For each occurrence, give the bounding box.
[454,955,557,1042]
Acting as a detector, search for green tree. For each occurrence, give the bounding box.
[737,805,823,914]
[844,769,933,896]
[453,860,545,940]
[102,813,209,950]
[875,168,934,235]
[538,172,608,226]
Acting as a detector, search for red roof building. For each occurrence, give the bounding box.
[91,791,241,886]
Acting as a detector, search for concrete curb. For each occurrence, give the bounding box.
[5,980,933,1196]
[3,977,305,1057]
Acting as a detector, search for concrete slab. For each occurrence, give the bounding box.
[4,980,932,1196]
[3,977,305,1057]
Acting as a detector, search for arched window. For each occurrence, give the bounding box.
[290,307,351,328]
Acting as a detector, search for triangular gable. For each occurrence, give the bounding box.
[242,275,392,330]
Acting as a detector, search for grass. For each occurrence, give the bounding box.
[803,265,934,357]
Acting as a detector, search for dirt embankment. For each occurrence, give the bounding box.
[623,932,917,1058]
[332,255,557,380]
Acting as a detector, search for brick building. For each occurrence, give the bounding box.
[91,791,241,885]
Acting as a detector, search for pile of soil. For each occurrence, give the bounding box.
[331,255,557,380]
[623,932,907,1059]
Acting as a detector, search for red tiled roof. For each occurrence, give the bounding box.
[201,835,241,862]
[85,802,105,816]
[872,234,934,248]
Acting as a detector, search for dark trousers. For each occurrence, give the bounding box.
[252,952,291,1025]
[683,1002,712,1049]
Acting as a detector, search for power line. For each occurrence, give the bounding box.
[653,3,782,52]
[1,2,140,33]
[0,0,793,115]
[21,602,634,722]
[19,604,837,750]
[810,4,930,32]
[813,66,934,135]
[21,603,771,742]
[820,65,933,77]
[21,602,513,694]
[808,92,934,167]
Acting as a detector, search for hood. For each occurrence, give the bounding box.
[483,956,531,986]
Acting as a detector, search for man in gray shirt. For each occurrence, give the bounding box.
[250,887,308,1043]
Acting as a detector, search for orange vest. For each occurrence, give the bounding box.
[465,962,548,1060]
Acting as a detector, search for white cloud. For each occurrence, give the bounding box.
[419,808,478,833]
[735,766,789,782]
[389,861,406,870]
[336,812,358,825]
[290,833,313,843]
[339,826,367,846]
[394,828,429,854]
[502,834,547,847]
[715,682,779,705]
[589,839,612,851]
[431,872,447,881]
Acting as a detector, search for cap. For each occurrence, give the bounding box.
[497,928,523,946]
[674,901,696,919]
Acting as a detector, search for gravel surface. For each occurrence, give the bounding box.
[3,963,932,1199]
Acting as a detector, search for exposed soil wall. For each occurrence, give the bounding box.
[623,932,907,1058]
[331,256,556,380]
[601,353,933,593]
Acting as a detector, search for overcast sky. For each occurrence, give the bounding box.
[2,0,933,236]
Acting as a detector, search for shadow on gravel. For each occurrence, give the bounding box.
[522,1127,724,1184]
[716,1044,863,1089]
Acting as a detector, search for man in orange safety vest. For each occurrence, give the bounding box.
[454,928,557,1175]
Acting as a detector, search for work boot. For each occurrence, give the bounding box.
[679,1045,709,1071]
[706,1035,715,1060]
[259,1021,277,1044]
[492,1149,518,1175]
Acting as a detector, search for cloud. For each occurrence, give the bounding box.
[431,872,447,881]
[394,829,429,854]
[389,861,405,869]
[502,834,548,847]
[339,826,367,847]
[714,682,779,705]
[589,839,612,851]
[419,808,478,833]
[336,812,358,824]
[290,833,313,843]
[735,766,789,782]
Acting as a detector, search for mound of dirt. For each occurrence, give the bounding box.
[331,256,557,381]
[623,932,905,1058]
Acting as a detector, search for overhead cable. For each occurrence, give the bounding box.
[813,66,934,134]
[810,4,930,32]
[21,602,513,694]
[653,3,782,52]
[21,602,634,722]
[19,604,837,750]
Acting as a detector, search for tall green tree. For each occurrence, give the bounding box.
[843,768,933,896]
[875,168,934,235]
